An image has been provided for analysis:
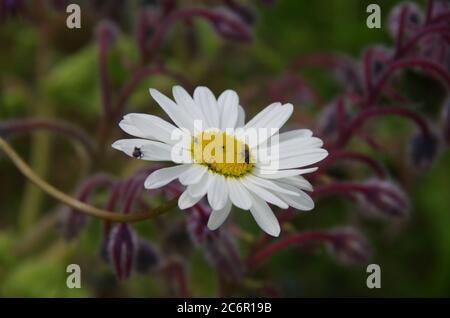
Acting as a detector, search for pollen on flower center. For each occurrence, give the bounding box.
[191,130,254,177]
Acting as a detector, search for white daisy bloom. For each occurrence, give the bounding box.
[112,86,328,237]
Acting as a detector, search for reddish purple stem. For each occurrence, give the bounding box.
[98,25,113,116]
[333,106,433,149]
[318,151,386,178]
[146,7,252,61]
[367,58,450,106]
[247,232,335,268]
[1,118,96,155]
[395,25,450,58]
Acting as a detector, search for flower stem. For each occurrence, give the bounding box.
[247,232,335,268]
[0,137,179,223]
[0,118,96,156]
[332,106,433,149]
[318,151,386,178]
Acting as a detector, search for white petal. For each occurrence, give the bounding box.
[112,138,151,156]
[172,86,206,122]
[277,175,313,191]
[262,149,328,170]
[252,167,318,179]
[178,188,203,209]
[249,194,280,237]
[149,88,194,132]
[277,192,314,211]
[120,113,179,145]
[194,86,220,129]
[118,118,143,138]
[236,105,246,128]
[276,138,325,158]
[144,165,191,189]
[270,181,314,210]
[188,171,212,197]
[245,175,299,196]
[207,174,228,210]
[227,178,252,210]
[112,139,173,161]
[240,178,288,209]
[207,200,232,231]
[244,102,281,129]
[278,129,313,143]
[218,90,239,130]
[178,164,207,185]
[247,103,294,147]
[245,102,293,130]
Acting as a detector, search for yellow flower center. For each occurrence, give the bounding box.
[191,131,254,177]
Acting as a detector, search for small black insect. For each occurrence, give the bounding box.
[243,145,251,164]
[133,146,143,159]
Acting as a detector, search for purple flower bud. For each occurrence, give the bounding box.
[187,206,243,282]
[96,20,119,49]
[332,57,363,94]
[409,129,441,170]
[60,208,89,241]
[224,0,255,25]
[369,46,392,82]
[134,239,160,274]
[203,229,244,283]
[388,2,424,40]
[136,8,159,60]
[210,8,253,42]
[61,174,113,240]
[107,224,138,280]
[316,99,351,140]
[161,220,193,258]
[326,228,372,265]
[356,179,410,219]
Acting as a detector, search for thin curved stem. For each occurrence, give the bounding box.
[247,232,335,268]
[395,25,450,58]
[0,137,178,223]
[332,106,433,149]
[0,118,96,156]
[366,58,450,106]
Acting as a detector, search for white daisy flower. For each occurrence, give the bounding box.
[112,86,328,237]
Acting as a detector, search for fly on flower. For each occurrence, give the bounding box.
[112,86,328,237]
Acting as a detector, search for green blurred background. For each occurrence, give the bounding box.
[1,0,450,297]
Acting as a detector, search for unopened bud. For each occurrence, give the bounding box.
[202,229,244,283]
[369,46,392,82]
[211,8,253,42]
[388,2,423,40]
[326,228,372,265]
[224,1,255,25]
[357,179,410,219]
[316,99,351,140]
[107,223,138,280]
[136,8,159,59]
[96,20,119,49]
[161,220,193,258]
[60,208,89,241]
[409,130,440,171]
[134,239,160,274]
